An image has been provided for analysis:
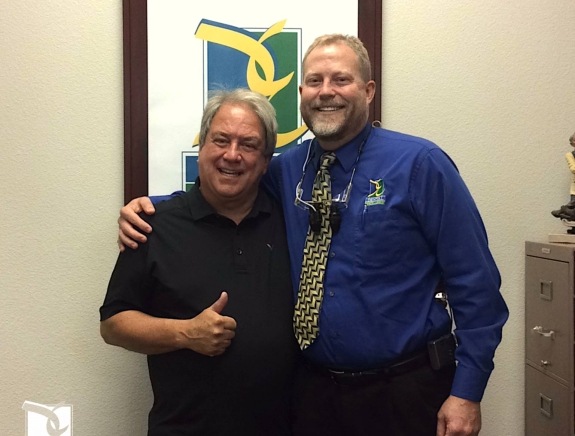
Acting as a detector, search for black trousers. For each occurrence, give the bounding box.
[292,360,455,436]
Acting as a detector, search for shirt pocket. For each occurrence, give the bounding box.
[355,206,421,272]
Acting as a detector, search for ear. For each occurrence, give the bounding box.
[196,144,204,163]
[365,80,376,105]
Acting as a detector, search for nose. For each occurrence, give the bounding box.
[319,80,336,97]
[223,142,242,161]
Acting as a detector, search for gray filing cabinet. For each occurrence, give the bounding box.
[525,241,575,435]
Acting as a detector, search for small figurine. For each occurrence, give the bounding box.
[551,132,575,224]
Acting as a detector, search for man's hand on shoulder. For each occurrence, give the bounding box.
[118,196,156,251]
[436,395,481,436]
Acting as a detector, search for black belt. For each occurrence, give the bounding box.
[304,350,431,382]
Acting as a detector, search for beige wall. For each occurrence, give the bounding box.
[382,2,575,435]
[1,0,574,434]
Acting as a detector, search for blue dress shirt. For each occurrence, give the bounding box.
[263,123,508,402]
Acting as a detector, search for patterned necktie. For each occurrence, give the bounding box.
[294,152,337,350]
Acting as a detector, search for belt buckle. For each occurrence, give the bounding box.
[327,368,380,380]
[327,368,355,380]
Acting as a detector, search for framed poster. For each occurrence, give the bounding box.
[123,0,382,200]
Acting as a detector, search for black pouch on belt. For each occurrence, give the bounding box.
[427,333,457,370]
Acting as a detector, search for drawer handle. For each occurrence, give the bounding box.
[539,280,553,301]
[540,393,553,418]
[532,326,555,339]
[540,360,550,367]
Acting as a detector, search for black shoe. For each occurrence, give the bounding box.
[552,205,575,220]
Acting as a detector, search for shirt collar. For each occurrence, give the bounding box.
[186,178,272,222]
[310,123,372,172]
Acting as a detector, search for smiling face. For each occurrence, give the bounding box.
[299,42,375,150]
[197,102,270,214]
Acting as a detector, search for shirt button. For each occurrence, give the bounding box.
[329,291,335,297]
[330,252,335,258]
[237,249,243,255]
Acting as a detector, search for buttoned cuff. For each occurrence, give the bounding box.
[450,364,492,402]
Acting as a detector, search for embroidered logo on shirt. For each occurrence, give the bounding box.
[365,179,386,207]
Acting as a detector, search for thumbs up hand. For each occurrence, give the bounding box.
[182,291,237,357]
[209,291,230,314]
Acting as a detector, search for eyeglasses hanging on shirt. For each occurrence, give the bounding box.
[294,132,370,234]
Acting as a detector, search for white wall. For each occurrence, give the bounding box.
[1,0,574,434]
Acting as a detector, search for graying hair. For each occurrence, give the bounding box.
[302,34,372,83]
[199,89,278,158]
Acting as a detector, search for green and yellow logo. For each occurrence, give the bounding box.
[365,179,386,207]
[195,18,307,149]
[184,19,308,190]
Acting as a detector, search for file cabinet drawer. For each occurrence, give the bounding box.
[525,255,571,383]
[525,364,571,436]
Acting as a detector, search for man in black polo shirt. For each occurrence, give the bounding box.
[99,89,296,435]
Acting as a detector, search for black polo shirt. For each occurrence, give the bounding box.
[100,185,297,435]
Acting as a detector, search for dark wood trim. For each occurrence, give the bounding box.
[358,0,383,123]
[123,0,382,200]
[122,0,148,202]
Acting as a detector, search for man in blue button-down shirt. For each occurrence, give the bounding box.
[118,34,508,436]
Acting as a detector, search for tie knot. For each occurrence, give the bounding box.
[320,152,336,170]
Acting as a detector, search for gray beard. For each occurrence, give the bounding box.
[309,119,343,139]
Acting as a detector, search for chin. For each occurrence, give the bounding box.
[311,123,339,137]
[215,186,242,197]
[315,128,346,143]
